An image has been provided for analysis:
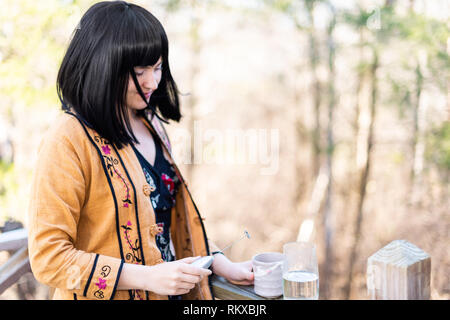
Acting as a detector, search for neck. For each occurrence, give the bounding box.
[125,108,145,142]
[127,108,141,125]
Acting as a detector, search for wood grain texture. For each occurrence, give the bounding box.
[367,240,430,300]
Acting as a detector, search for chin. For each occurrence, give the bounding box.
[131,104,148,111]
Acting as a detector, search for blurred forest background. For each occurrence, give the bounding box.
[0,0,448,299]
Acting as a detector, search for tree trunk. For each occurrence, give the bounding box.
[321,4,336,299]
[344,49,379,299]
[409,59,424,204]
[305,0,322,179]
[338,29,365,300]
[448,37,450,121]
[293,61,309,211]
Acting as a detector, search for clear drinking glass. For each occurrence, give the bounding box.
[282,241,319,300]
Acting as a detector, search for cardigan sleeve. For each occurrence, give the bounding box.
[28,132,123,300]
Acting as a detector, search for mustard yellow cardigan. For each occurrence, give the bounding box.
[28,110,218,300]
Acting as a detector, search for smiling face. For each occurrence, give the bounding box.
[125,56,163,112]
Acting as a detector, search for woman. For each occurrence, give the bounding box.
[28,1,253,300]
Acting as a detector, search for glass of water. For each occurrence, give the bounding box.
[282,241,319,300]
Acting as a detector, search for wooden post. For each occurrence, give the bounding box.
[367,240,431,300]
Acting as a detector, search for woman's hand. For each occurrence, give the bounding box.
[211,254,254,286]
[145,256,212,296]
[118,256,212,296]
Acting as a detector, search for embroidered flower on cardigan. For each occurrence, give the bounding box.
[101,145,111,155]
[95,277,107,290]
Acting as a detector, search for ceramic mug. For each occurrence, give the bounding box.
[252,252,284,298]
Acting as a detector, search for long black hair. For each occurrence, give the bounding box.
[57,1,181,149]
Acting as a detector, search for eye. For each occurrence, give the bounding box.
[133,67,145,76]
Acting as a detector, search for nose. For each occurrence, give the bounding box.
[142,70,159,91]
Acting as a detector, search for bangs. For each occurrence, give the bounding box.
[117,7,167,70]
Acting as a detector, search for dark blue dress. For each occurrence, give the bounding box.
[131,128,180,262]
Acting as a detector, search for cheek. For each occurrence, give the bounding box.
[127,77,139,93]
[125,80,133,100]
[125,84,141,107]
[128,81,135,92]
[156,72,163,85]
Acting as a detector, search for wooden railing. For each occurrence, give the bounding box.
[0,228,31,295]
[0,227,431,300]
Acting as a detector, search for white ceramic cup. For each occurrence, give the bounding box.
[252,252,284,298]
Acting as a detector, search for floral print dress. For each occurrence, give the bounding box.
[131,128,180,263]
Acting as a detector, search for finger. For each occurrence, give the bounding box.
[179,273,202,284]
[177,281,197,291]
[228,278,254,286]
[242,260,253,270]
[178,256,200,264]
[244,269,254,280]
[229,270,253,285]
[181,264,212,277]
[176,288,191,295]
[240,261,255,279]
